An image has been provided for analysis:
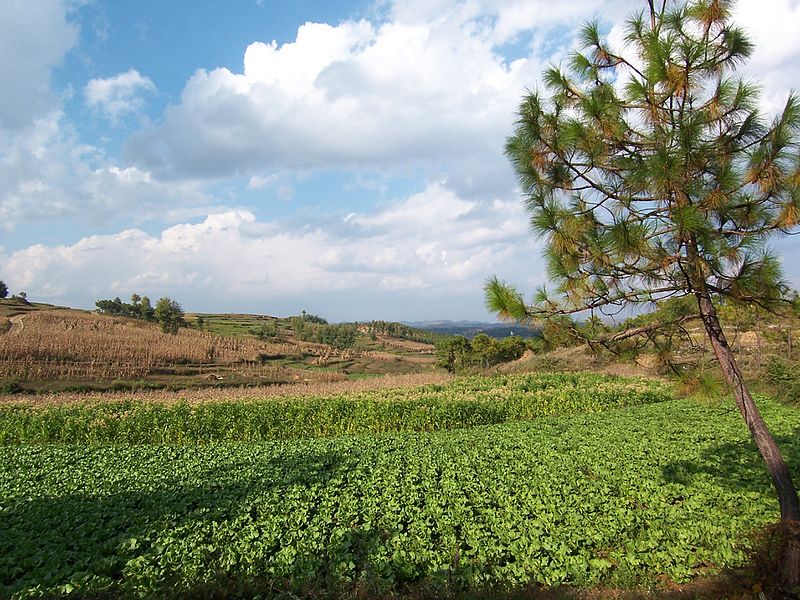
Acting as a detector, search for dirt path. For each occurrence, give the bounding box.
[8,313,26,333]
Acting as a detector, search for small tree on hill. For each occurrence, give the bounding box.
[155,297,185,335]
[435,336,472,373]
[487,0,800,585]
[139,296,155,321]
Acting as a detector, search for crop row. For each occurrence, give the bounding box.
[2,396,798,598]
[0,373,672,444]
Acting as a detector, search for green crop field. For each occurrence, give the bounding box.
[1,373,798,598]
[0,373,670,444]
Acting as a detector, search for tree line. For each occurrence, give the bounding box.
[363,320,441,344]
[95,293,185,334]
[435,334,529,373]
[290,316,358,350]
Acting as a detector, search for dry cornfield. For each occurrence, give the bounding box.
[0,372,454,406]
[0,309,327,381]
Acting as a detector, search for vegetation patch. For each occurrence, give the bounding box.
[1,394,798,598]
[0,373,670,444]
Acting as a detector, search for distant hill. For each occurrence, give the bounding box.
[0,305,440,394]
[404,320,540,339]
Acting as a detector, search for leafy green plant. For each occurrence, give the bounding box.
[2,393,798,598]
[0,373,671,444]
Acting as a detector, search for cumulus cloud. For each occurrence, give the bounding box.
[0,3,209,230]
[4,0,800,320]
[734,0,800,113]
[125,0,800,197]
[387,0,629,44]
[2,183,539,320]
[6,0,798,231]
[0,0,77,134]
[124,10,546,196]
[86,69,156,122]
[247,173,295,200]
[0,111,210,228]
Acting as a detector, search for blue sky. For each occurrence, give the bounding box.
[2,0,800,322]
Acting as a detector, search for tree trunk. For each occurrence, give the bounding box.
[695,291,800,585]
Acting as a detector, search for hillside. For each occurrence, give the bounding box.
[3,295,799,399]
[492,303,800,407]
[0,298,67,320]
[0,302,438,394]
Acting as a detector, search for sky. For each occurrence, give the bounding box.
[2,0,800,322]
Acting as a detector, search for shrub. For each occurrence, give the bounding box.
[764,358,800,404]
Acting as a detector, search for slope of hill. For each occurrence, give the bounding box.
[0,306,438,394]
[0,298,67,319]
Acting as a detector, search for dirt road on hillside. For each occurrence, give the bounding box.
[8,313,27,333]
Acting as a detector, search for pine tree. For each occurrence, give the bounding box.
[487,0,800,584]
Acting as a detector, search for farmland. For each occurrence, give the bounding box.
[0,373,671,443]
[0,303,439,393]
[2,373,799,598]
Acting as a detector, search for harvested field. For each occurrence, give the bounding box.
[0,310,357,383]
[0,372,453,407]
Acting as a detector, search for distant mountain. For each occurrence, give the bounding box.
[402,320,540,339]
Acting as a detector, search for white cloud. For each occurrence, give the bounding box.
[1,183,538,320]
[4,0,800,320]
[125,0,800,198]
[0,0,78,134]
[349,183,473,230]
[247,173,294,200]
[7,0,796,230]
[0,111,210,228]
[124,10,547,197]
[0,3,208,230]
[85,69,156,122]
[734,0,800,113]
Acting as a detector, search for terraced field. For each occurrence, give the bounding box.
[1,373,798,598]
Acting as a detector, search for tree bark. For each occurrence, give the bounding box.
[695,291,800,585]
